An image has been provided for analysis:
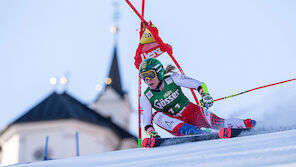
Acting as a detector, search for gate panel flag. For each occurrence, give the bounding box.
[134,24,172,69]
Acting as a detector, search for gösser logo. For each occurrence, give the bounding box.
[154,89,179,109]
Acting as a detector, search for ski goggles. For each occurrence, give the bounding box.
[140,70,157,81]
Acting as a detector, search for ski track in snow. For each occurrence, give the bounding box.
[7,129,296,167]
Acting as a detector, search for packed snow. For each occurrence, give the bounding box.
[7,129,296,167]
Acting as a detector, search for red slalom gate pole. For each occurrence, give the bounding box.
[137,73,143,147]
[214,78,296,102]
[125,0,168,49]
[137,0,146,148]
[125,0,201,106]
[126,0,206,145]
[125,0,148,25]
[141,0,145,16]
[167,54,201,106]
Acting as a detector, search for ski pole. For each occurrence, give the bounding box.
[214,78,296,102]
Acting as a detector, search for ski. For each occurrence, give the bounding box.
[142,132,219,148]
[142,128,251,148]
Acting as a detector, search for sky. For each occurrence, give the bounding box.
[6,129,296,166]
[0,0,296,136]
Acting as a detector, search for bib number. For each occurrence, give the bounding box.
[168,103,181,114]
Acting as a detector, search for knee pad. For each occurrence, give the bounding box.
[153,112,184,131]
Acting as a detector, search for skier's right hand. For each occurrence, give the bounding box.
[150,131,161,138]
[145,125,161,138]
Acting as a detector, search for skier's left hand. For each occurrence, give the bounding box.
[200,93,214,109]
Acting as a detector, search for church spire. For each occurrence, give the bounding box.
[104,0,125,98]
[105,46,125,98]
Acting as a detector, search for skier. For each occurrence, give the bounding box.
[140,58,255,138]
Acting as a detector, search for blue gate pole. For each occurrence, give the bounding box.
[76,132,80,156]
[43,136,49,160]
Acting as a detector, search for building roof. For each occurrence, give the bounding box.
[106,46,126,98]
[3,92,135,139]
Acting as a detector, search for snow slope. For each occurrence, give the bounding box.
[8,129,296,167]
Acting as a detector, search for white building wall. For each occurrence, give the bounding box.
[1,134,20,166]
[0,120,125,166]
[18,128,78,162]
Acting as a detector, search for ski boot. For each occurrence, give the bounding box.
[244,119,256,128]
[179,123,205,135]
